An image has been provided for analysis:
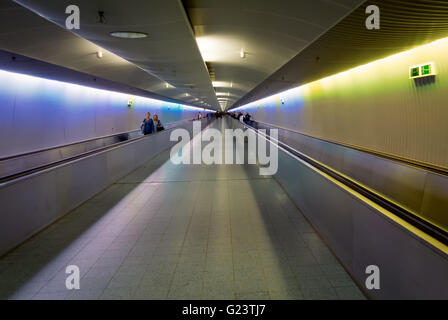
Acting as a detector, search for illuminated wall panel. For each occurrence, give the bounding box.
[234,37,448,169]
[0,70,206,157]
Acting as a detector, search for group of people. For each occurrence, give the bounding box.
[141,112,164,135]
[197,112,223,120]
[197,111,252,123]
[141,110,252,135]
[197,111,224,120]
[230,112,252,123]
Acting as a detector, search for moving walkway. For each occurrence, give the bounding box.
[0,119,192,184]
[243,119,448,244]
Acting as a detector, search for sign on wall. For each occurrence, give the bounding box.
[409,62,436,79]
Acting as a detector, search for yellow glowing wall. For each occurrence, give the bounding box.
[236,37,448,169]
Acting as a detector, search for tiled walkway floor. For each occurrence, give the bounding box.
[0,119,365,300]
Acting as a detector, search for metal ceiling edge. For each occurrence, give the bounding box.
[175,0,220,110]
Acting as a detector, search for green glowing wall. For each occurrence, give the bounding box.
[238,37,448,169]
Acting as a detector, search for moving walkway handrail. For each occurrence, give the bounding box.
[0,117,200,184]
[0,129,140,162]
[0,118,195,161]
[239,118,448,246]
[248,119,448,177]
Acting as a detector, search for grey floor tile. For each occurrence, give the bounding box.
[6,291,36,300]
[100,287,135,300]
[80,276,113,290]
[235,291,270,300]
[167,284,203,300]
[202,281,235,300]
[32,291,70,300]
[290,265,326,279]
[133,286,169,300]
[269,289,304,300]
[297,277,333,290]
[319,263,348,276]
[6,279,48,296]
[140,272,173,288]
[107,274,143,288]
[84,265,118,279]
[37,279,68,294]
[301,286,339,300]
[326,273,357,288]
[335,285,366,300]
[65,289,104,300]
[115,264,147,277]
[234,276,268,295]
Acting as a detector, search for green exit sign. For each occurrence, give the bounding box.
[421,64,432,76]
[409,62,436,79]
[410,67,419,78]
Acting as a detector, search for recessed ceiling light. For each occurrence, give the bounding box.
[212,81,231,88]
[110,31,148,39]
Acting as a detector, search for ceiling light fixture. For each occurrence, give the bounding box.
[96,50,103,59]
[110,31,148,39]
[240,48,246,59]
[212,81,231,88]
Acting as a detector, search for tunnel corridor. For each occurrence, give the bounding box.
[1,0,448,306]
[0,119,363,300]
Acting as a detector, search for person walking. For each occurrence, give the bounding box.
[141,112,155,135]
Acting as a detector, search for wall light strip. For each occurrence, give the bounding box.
[0,69,214,112]
[233,36,448,111]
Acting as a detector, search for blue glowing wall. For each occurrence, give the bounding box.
[0,69,205,157]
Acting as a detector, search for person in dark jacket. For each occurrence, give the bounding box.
[141,112,155,135]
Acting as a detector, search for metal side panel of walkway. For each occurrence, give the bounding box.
[0,119,364,300]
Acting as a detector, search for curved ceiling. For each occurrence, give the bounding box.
[10,0,364,111]
[5,0,447,112]
[183,0,366,110]
[233,0,448,109]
